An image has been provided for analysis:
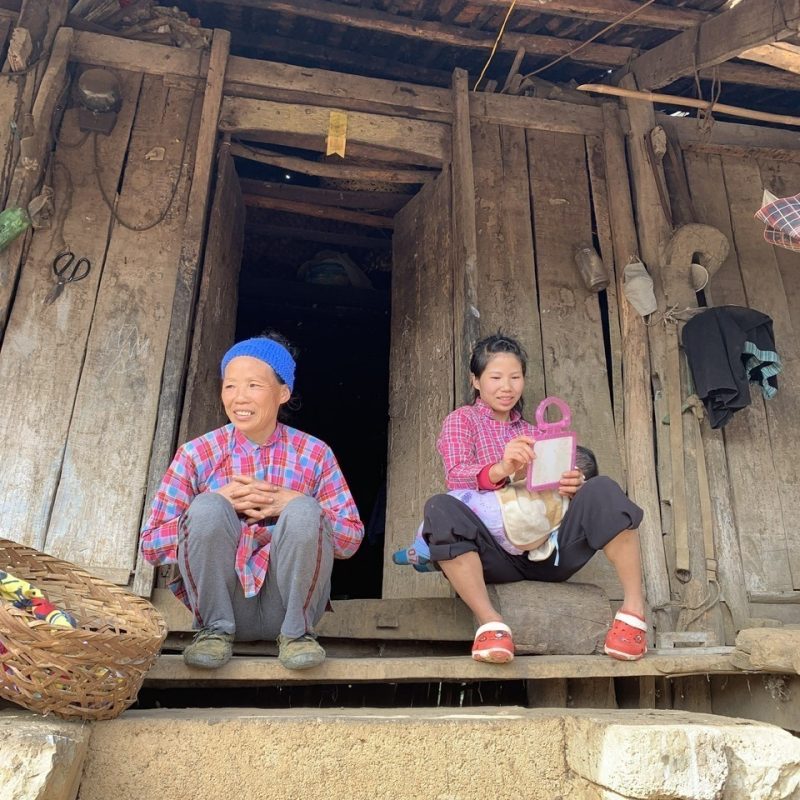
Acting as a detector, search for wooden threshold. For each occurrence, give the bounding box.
[146,649,741,686]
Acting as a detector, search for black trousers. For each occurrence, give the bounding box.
[422,476,643,584]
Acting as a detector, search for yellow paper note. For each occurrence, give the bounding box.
[326,110,348,158]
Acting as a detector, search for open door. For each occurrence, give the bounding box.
[382,167,455,599]
[180,146,245,443]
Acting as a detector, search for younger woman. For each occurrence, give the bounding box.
[424,333,647,664]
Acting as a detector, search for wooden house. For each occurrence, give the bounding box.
[1,0,800,722]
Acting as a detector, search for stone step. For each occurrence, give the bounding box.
[74,707,800,800]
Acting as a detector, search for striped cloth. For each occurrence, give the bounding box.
[141,423,363,605]
[755,192,800,252]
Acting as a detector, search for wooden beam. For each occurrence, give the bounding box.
[627,0,800,90]
[132,30,230,596]
[240,178,409,211]
[145,650,741,686]
[247,222,392,250]
[230,142,436,184]
[471,91,604,135]
[682,142,800,164]
[243,193,395,228]
[465,0,708,30]
[600,102,671,633]
[219,96,450,166]
[226,55,452,121]
[451,68,480,404]
[220,0,636,68]
[659,112,800,150]
[70,28,202,75]
[580,83,800,127]
[75,30,792,107]
[0,26,71,335]
[712,59,800,90]
[740,41,800,75]
[234,31,455,88]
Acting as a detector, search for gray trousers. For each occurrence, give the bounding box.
[176,492,334,640]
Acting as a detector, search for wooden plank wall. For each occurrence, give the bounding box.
[382,169,455,599]
[44,75,200,582]
[468,123,626,600]
[0,71,143,553]
[0,70,199,584]
[683,147,800,599]
[179,147,244,444]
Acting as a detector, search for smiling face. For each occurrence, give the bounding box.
[221,356,290,444]
[471,352,525,422]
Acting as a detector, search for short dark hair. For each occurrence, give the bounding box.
[469,332,528,412]
[575,445,599,479]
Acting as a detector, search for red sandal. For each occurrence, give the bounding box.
[472,622,514,664]
[604,611,647,661]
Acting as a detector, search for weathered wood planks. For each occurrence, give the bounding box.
[683,150,796,595]
[527,129,623,599]
[722,156,800,590]
[179,148,244,445]
[0,71,143,553]
[219,96,450,167]
[470,121,544,408]
[0,27,72,336]
[383,170,454,599]
[44,75,198,581]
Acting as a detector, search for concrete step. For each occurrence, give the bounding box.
[74,707,800,800]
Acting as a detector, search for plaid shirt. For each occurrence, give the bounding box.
[755,193,800,252]
[141,423,363,604]
[436,398,535,490]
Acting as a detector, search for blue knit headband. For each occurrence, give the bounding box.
[220,338,296,391]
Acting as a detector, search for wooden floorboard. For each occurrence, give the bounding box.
[146,650,741,686]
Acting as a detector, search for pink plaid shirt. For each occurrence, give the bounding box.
[436,398,535,490]
[141,423,363,605]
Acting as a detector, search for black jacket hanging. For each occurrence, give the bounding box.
[682,306,782,429]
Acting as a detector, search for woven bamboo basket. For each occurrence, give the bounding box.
[0,539,167,721]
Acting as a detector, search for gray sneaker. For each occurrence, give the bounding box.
[277,633,326,670]
[183,628,234,669]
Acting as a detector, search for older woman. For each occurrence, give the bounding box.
[141,333,363,670]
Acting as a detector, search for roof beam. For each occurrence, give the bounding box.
[239,178,410,211]
[234,30,455,87]
[243,193,395,228]
[246,222,392,250]
[466,0,708,31]
[215,0,636,68]
[626,0,800,90]
[740,41,800,75]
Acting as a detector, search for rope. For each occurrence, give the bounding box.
[473,1,517,92]
[513,0,659,83]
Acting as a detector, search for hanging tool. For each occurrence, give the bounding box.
[43,250,91,306]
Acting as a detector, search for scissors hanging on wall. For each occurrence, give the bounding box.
[44,250,91,306]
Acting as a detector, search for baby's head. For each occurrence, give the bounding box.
[576,445,598,480]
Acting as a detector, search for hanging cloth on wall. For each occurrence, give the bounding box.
[755,190,800,252]
[682,306,782,429]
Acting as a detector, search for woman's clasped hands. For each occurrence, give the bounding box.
[217,475,303,522]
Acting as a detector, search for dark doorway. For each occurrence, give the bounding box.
[235,215,392,600]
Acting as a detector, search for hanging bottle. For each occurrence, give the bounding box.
[573,244,610,292]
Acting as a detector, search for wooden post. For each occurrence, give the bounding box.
[132,29,231,597]
[451,67,480,406]
[600,102,672,633]
[0,25,72,336]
